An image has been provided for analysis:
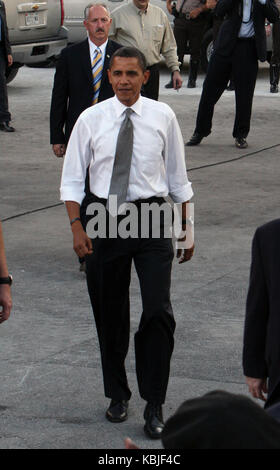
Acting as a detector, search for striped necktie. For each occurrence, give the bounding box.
[92,48,102,105]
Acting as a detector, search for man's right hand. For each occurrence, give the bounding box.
[72,222,93,258]
[52,144,66,158]
[0,285,12,324]
[245,376,268,402]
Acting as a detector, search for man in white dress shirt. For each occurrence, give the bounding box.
[60,46,194,439]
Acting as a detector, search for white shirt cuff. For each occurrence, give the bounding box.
[169,184,193,203]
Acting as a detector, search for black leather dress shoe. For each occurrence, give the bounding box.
[186,132,204,146]
[0,122,15,132]
[106,400,128,423]
[270,84,279,93]
[235,137,248,149]
[144,403,164,439]
[187,79,196,88]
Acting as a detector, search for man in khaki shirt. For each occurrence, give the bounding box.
[109,0,182,100]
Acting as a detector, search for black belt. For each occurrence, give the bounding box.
[178,11,204,20]
[88,193,166,207]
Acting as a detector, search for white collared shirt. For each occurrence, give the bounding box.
[60,95,193,205]
[88,37,108,69]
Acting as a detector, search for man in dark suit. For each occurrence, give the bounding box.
[50,2,121,271]
[186,0,279,149]
[0,0,15,132]
[243,219,280,408]
[50,3,120,152]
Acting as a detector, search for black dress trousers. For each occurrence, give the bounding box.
[85,196,176,404]
[173,15,207,65]
[142,64,160,101]
[271,19,280,64]
[195,38,258,139]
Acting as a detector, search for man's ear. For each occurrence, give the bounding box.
[143,70,150,85]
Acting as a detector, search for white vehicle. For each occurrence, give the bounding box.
[5,0,68,82]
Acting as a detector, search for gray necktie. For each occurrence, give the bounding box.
[106,108,134,214]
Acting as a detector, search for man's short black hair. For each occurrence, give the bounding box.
[109,47,147,72]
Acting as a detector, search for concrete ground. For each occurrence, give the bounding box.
[0,60,279,450]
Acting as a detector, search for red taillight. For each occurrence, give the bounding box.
[60,0,65,26]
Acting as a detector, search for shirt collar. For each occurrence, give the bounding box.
[131,1,149,15]
[88,37,108,56]
[112,95,143,118]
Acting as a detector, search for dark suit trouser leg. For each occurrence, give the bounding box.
[271,19,280,64]
[188,19,207,63]
[0,47,10,123]
[85,232,175,404]
[86,237,133,401]
[134,237,175,405]
[195,51,231,136]
[232,39,258,139]
[174,17,190,67]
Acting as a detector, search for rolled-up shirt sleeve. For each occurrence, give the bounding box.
[161,16,180,72]
[60,115,93,205]
[165,115,193,203]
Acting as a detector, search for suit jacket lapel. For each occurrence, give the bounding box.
[100,40,113,88]
[80,39,93,84]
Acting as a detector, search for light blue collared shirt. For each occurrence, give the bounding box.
[238,0,267,38]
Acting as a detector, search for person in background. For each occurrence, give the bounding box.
[0,0,15,132]
[269,0,280,92]
[243,219,280,409]
[206,0,234,90]
[165,0,209,89]
[0,222,12,324]
[186,0,279,149]
[109,0,182,100]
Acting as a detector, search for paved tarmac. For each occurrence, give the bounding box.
[0,61,279,450]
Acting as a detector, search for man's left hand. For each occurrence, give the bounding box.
[7,55,13,67]
[172,71,182,90]
[190,7,202,18]
[177,243,195,264]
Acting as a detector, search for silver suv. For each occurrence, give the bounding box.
[5,0,68,82]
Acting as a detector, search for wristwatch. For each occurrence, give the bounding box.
[0,274,13,286]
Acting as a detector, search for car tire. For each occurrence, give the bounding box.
[200,28,214,73]
[6,66,19,84]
